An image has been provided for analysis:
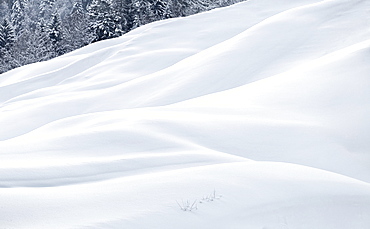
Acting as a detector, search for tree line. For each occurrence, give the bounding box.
[0,0,243,74]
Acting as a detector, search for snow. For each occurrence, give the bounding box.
[1,0,370,228]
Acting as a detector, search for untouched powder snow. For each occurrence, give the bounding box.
[1,0,370,228]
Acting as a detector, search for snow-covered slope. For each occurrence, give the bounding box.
[1,0,370,228]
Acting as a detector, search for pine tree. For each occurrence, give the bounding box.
[49,13,62,44]
[112,0,134,33]
[18,18,53,63]
[151,0,166,21]
[170,0,190,17]
[134,0,152,25]
[0,18,18,73]
[0,22,5,50]
[36,20,53,60]
[48,13,65,56]
[162,0,173,19]
[0,18,15,51]
[65,0,92,47]
[88,0,122,42]
[11,0,27,36]
[123,0,136,32]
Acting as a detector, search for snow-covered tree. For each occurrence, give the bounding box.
[19,18,53,62]
[112,0,135,33]
[0,18,18,73]
[88,0,123,42]
[151,0,166,21]
[65,0,92,47]
[0,18,15,51]
[48,13,62,43]
[11,0,27,35]
[170,0,189,17]
[48,13,65,56]
[134,0,152,26]
[162,0,173,19]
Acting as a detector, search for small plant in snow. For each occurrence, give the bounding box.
[199,189,222,203]
[176,199,198,211]
[177,190,222,211]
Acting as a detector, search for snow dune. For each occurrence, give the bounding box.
[1,0,370,228]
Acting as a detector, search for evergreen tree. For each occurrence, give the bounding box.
[48,13,65,56]
[0,21,5,50]
[192,0,213,13]
[112,0,134,33]
[134,0,152,26]
[49,13,62,44]
[0,18,18,73]
[162,0,173,19]
[18,18,53,63]
[123,0,136,32]
[88,0,122,42]
[151,0,166,21]
[65,0,92,47]
[0,18,15,51]
[170,0,189,17]
[11,0,27,36]
[36,19,53,60]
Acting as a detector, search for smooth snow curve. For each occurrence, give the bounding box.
[1,0,370,228]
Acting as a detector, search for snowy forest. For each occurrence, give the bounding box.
[0,0,243,74]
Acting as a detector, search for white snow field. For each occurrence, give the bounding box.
[1,0,370,228]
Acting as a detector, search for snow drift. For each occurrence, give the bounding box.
[0,0,370,228]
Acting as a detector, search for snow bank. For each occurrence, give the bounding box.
[1,0,370,228]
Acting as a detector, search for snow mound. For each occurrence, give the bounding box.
[1,0,370,228]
